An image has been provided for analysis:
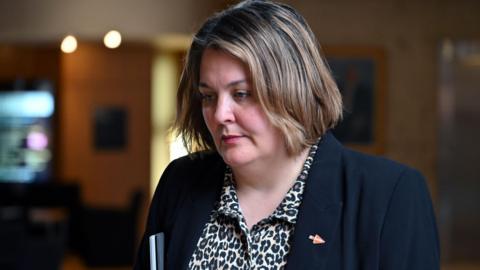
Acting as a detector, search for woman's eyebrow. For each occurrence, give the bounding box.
[198,79,248,89]
[226,79,248,87]
[198,82,211,89]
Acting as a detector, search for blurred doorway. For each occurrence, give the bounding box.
[150,35,189,196]
[438,40,480,265]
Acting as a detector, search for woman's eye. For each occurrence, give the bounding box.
[233,90,251,100]
[200,92,215,103]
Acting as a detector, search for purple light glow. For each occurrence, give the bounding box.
[27,132,49,150]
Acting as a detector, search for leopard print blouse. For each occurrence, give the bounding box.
[188,143,319,269]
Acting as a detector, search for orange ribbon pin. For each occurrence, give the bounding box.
[308,234,326,244]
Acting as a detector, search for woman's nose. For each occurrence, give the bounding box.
[214,95,235,124]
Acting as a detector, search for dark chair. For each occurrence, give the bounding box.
[79,190,144,267]
[0,209,68,270]
[0,217,28,270]
[0,183,77,270]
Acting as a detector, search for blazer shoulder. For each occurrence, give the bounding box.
[169,150,223,170]
[147,151,224,229]
[341,147,424,192]
[165,151,224,182]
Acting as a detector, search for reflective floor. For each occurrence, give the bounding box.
[442,263,480,270]
[62,254,131,270]
[61,255,479,270]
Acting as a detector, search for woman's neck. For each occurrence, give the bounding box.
[232,148,309,192]
[232,147,310,229]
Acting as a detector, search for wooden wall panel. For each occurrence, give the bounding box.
[59,43,152,209]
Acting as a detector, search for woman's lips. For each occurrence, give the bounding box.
[221,135,244,144]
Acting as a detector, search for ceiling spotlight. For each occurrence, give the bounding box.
[104,30,122,49]
[61,35,77,53]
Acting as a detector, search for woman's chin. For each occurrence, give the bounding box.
[219,151,253,168]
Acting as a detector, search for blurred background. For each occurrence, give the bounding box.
[0,0,478,269]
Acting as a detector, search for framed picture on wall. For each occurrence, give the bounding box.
[93,106,128,150]
[323,46,386,155]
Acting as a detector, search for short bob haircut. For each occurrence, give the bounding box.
[175,0,342,156]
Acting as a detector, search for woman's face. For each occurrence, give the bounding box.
[199,49,286,168]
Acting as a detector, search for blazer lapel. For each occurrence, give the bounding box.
[285,132,344,270]
[166,156,225,270]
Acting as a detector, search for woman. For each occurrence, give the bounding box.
[134,1,440,269]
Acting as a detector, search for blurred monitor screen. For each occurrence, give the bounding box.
[0,80,55,183]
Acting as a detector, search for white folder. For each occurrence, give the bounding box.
[149,232,164,270]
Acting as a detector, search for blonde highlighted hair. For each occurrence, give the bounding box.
[175,0,342,156]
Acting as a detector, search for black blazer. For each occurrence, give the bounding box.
[134,132,440,269]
